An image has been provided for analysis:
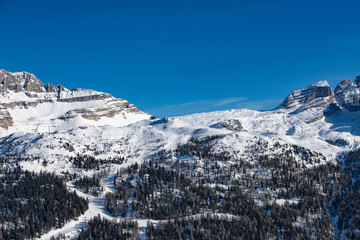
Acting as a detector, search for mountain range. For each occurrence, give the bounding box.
[1,69,360,239]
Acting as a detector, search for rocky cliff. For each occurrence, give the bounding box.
[278,75,360,115]
[334,75,360,112]
[276,81,337,124]
[276,77,360,123]
[0,69,149,130]
[278,81,335,112]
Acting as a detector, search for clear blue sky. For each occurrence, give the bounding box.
[1,0,360,117]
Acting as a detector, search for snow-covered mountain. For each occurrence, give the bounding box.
[2,70,360,239]
[1,70,360,165]
[0,69,150,133]
[334,76,360,111]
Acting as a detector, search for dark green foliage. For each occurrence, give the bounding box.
[70,155,124,171]
[106,160,276,238]
[152,137,338,239]
[103,137,360,239]
[77,215,138,240]
[74,174,103,196]
[331,148,360,239]
[0,168,88,239]
[2,134,360,239]
[147,215,273,240]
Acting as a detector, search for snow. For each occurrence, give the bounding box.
[2,70,360,239]
[39,172,118,240]
[3,101,360,167]
[310,80,330,87]
[2,100,149,135]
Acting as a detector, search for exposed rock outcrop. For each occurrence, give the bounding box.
[278,81,335,112]
[334,79,352,96]
[150,117,169,125]
[0,69,146,129]
[277,81,339,123]
[334,76,360,112]
[209,119,243,131]
[323,103,341,116]
[46,83,57,92]
[277,75,360,122]
[59,101,140,121]
[0,69,45,93]
[305,115,324,124]
[0,107,14,129]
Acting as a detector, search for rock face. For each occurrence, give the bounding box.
[278,81,335,112]
[0,70,45,93]
[323,103,341,116]
[334,76,360,112]
[0,107,14,129]
[0,69,147,129]
[209,119,243,131]
[276,75,360,122]
[149,117,169,125]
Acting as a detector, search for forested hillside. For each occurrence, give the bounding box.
[0,168,88,239]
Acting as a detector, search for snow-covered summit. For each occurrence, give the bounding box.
[277,80,335,112]
[334,75,360,112]
[0,69,150,132]
[1,70,360,171]
[2,70,360,239]
[310,80,330,87]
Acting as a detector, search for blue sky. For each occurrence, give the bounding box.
[1,0,360,116]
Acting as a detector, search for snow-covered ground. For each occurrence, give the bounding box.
[1,74,360,238]
[3,104,359,167]
[0,104,358,239]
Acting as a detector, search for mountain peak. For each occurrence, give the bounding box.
[309,80,330,88]
[335,76,360,112]
[278,80,335,111]
[0,69,45,93]
[0,70,149,131]
[354,75,360,87]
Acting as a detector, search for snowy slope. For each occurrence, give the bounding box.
[1,77,360,168]
[1,71,360,239]
[0,69,150,134]
[2,102,360,172]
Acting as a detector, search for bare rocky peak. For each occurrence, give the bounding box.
[354,75,360,86]
[334,75,360,112]
[278,81,335,111]
[0,69,45,93]
[45,83,57,92]
[334,79,352,96]
[0,69,145,129]
[277,75,360,122]
[0,69,113,102]
[209,119,243,131]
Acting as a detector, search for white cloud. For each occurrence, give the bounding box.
[235,99,282,111]
[213,97,247,107]
[147,97,247,117]
[147,97,282,117]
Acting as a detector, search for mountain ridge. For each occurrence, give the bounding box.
[1,69,360,163]
[0,69,149,132]
[1,69,360,239]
